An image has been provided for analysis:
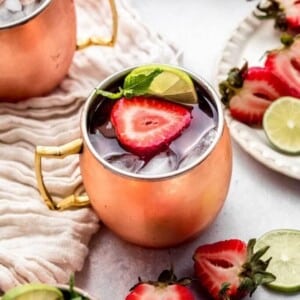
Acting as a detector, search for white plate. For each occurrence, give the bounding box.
[216,13,300,180]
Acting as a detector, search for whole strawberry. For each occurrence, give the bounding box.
[193,239,275,300]
[254,0,300,32]
[125,269,195,300]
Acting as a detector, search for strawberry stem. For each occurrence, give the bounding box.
[238,239,276,296]
[129,269,192,291]
[158,269,178,283]
[254,0,282,19]
[219,62,248,106]
[219,282,231,300]
[280,32,295,46]
[253,0,288,31]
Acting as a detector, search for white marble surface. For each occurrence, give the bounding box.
[76,1,300,299]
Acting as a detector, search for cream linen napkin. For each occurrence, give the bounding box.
[0,0,180,292]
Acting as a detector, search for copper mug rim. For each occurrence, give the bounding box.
[0,0,51,30]
[81,64,225,181]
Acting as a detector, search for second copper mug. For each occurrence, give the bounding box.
[0,0,118,101]
[35,65,233,248]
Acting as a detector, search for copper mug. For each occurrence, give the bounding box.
[0,0,118,101]
[35,65,233,248]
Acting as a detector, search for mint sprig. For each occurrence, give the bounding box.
[95,68,162,99]
[68,274,89,300]
[95,87,123,100]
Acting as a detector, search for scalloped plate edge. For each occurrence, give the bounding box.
[215,13,300,180]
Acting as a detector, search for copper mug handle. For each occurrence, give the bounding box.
[76,0,118,50]
[35,0,118,210]
[35,139,90,210]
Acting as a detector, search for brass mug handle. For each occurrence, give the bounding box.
[76,0,118,50]
[35,138,90,210]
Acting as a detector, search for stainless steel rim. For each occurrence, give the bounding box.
[81,64,225,181]
[0,0,51,30]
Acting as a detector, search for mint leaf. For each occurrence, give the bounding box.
[123,89,135,98]
[123,68,162,97]
[94,68,162,100]
[68,274,89,300]
[95,87,123,100]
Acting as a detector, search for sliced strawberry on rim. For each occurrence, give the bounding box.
[265,34,300,98]
[219,63,291,125]
[193,239,275,300]
[110,96,192,158]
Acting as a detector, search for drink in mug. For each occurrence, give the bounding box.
[88,77,218,176]
[79,65,232,247]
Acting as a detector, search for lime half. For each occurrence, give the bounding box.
[255,229,300,293]
[126,64,198,104]
[263,97,300,154]
[2,283,63,300]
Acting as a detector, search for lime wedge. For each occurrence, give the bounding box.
[126,64,198,104]
[255,229,300,293]
[263,97,300,154]
[2,283,64,300]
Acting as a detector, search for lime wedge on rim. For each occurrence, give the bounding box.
[2,283,63,300]
[125,64,198,104]
[255,229,300,293]
[263,97,300,154]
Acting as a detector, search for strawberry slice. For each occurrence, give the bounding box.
[110,96,192,158]
[265,34,300,98]
[125,269,195,300]
[219,64,290,124]
[255,0,300,32]
[193,239,275,300]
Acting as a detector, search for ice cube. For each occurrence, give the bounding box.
[202,128,218,146]
[5,0,22,12]
[11,10,24,19]
[22,1,40,16]
[175,122,216,158]
[20,0,36,5]
[0,5,9,24]
[179,128,217,169]
[106,153,145,173]
[139,150,178,175]
[89,133,121,158]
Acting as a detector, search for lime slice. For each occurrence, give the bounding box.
[255,229,300,293]
[126,64,198,104]
[2,283,64,300]
[263,97,300,154]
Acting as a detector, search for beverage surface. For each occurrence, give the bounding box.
[88,78,218,176]
[0,0,44,26]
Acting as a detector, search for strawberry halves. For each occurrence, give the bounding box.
[219,63,290,124]
[193,239,275,300]
[265,34,300,98]
[125,269,195,300]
